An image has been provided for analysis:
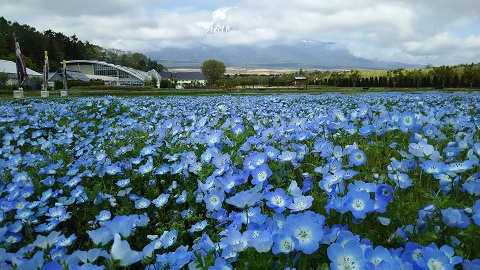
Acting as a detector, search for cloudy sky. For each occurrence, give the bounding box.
[2,0,480,66]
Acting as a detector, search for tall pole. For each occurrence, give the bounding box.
[42,51,48,91]
[13,33,21,88]
[13,33,25,98]
[61,60,69,97]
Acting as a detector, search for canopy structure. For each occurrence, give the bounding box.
[65,60,161,87]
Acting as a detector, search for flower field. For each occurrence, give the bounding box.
[1,92,480,269]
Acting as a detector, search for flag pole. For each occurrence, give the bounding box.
[41,51,49,98]
[61,59,69,97]
[13,33,24,98]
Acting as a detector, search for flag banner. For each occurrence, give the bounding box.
[62,60,68,90]
[15,41,29,84]
[43,51,49,90]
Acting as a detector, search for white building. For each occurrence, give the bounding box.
[0,59,42,87]
[65,60,161,87]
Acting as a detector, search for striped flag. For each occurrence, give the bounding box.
[43,51,49,90]
[15,41,29,84]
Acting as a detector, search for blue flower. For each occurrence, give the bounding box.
[349,149,366,166]
[375,184,394,202]
[56,233,77,247]
[399,111,416,130]
[401,242,423,267]
[203,189,225,211]
[244,225,273,253]
[135,197,151,209]
[221,229,248,252]
[87,227,113,246]
[272,232,298,254]
[472,199,480,226]
[176,190,187,204]
[187,220,208,233]
[417,244,456,270]
[288,195,313,212]
[327,240,367,270]
[264,188,292,213]
[284,212,324,254]
[152,193,170,208]
[225,188,262,208]
[345,190,374,219]
[104,164,122,176]
[250,163,272,187]
[441,207,470,228]
[33,231,61,249]
[104,215,137,238]
[110,233,142,266]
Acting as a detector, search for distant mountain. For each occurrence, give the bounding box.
[146,40,422,70]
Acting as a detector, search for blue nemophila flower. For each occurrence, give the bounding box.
[327,240,367,270]
[140,145,156,156]
[70,248,110,265]
[187,220,208,233]
[244,224,273,253]
[265,188,292,213]
[135,197,151,209]
[388,172,412,189]
[46,205,70,221]
[203,189,225,211]
[441,207,470,228]
[375,184,394,202]
[221,229,248,252]
[138,157,154,175]
[288,180,303,197]
[345,190,374,219]
[87,227,113,247]
[277,150,297,165]
[104,215,137,238]
[417,244,459,270]
[226,187,262,208]
[205,131,222,147]
[377,216,391,226]
[152,193,170,208]
[176,190,187,204]
[33,230,61,249]
[265,146,280,160]
[56,233,77,247]
[251,163,272,187]
[364,245,397,268]
[160,230,178,249]
[349,149,366,166]
[200,147,218,164]
[288,195,313,212]
[472,200,480,226]
[110,233,142,266]
[272,232,298,255]
[95,210,111,222]
[399,111,416,131]
[420,160,446,175]
[284,212,324,254]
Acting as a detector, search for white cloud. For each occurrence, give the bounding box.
[1,0,479,66]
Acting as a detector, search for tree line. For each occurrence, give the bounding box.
[0,17,166,72]
[211,64,480,89]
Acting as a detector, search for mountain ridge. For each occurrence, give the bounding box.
[146,40,422,70]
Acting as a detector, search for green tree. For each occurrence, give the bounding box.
[463,64,480,88]
[348,70,361,88]
[201,59,226,86]
[329,71,345,87]
[430,65,454,88]
[407,69,424,88]
[387,68,405,88]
